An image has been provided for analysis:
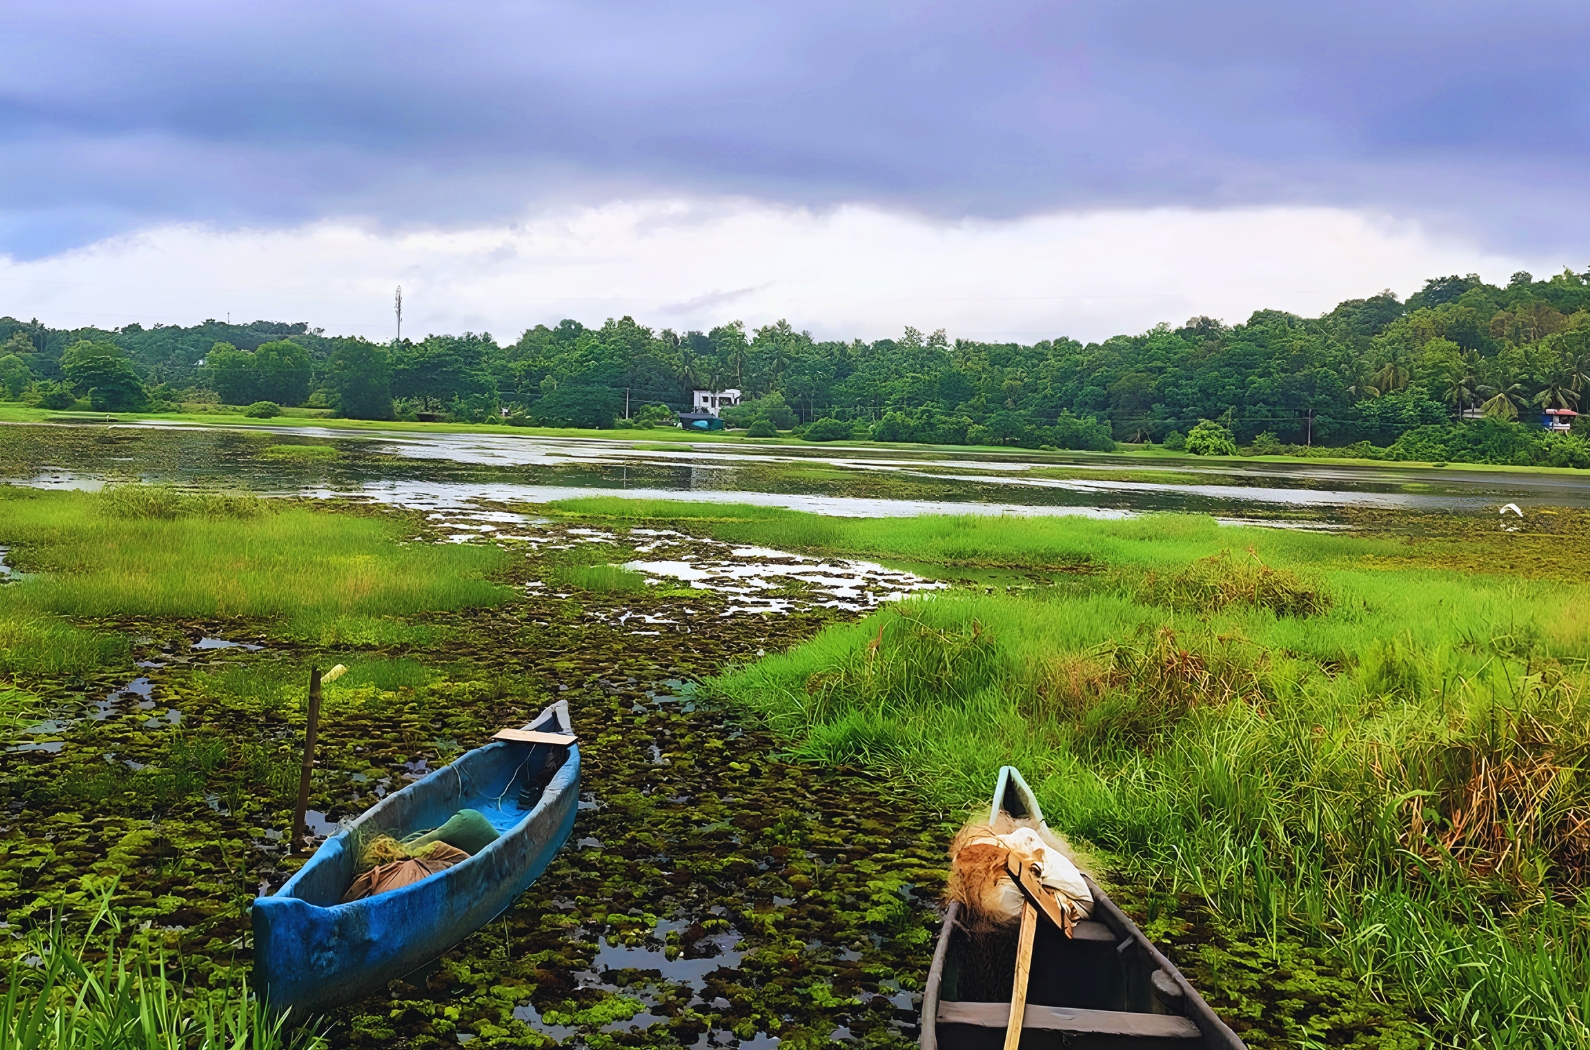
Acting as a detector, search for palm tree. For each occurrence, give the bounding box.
[1479,373,1526,420]
[1533,377,1579,411]
[1372,358,1410,394]
[1346,362,1381,400]
[1524,343,1587,414]
[1442,367,1478,416]
[755,320,797,385]
[1565,348,1590,399]
[689,357,726,397]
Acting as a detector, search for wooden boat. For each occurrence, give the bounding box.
[252,700,580,1015]
[921,767,1245,1050]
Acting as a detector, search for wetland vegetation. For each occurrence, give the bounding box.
[2,478,1587,1048]
[8,267,1590,467]
[557,500,1590,1046]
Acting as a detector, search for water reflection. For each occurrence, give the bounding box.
[320,479,1140,519]
[3,421,1585,522]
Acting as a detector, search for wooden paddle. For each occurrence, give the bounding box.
[1002,900,1038,1050]
[1000,849,1085,1050]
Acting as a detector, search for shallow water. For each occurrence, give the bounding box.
[4,420,1581,523]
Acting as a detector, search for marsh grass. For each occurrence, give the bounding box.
[52,726,300,813]
[671,505,1590,1046]
[0,684,41,735]
[551,564,650,593]
[0,487,511,635]
[188,663,305,713]
[98,484,271,520]
[1128,548,1329,616]
[544,497,1428,573]
[528,529,649,593]
[0,612,129,676]
[1,889,320,1049]
[257,444,340,462]
[191,658,434,713]
[718,586,1590,1044]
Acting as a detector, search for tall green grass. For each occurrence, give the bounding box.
[97,485,272,521]
[543,496,1428,572]
[550,564,649,593]
[693,509,1590,1046]
[1,891,321,1049]
[0,612,130,676]
[0,487,511,638]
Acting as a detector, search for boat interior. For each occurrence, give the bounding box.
[934,903,1203,1049]
[284,705,573,908]
[928,769,1227,1049]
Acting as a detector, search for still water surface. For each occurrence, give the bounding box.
[4,420,1585,521]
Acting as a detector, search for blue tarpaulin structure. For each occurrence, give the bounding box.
[677,412,726,431]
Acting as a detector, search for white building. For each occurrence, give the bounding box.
[692,389,742,417]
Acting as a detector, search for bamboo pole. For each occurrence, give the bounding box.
[290,666,323,855]
[1003,900,1038,1050]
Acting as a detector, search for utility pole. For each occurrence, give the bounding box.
[625,387,631,420]
[395,285,403,344]
[1306,408,1313,447]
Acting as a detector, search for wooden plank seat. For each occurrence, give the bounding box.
[1069,920,1117,942]
[936,1002,1202,1040]
[492,728,577,746]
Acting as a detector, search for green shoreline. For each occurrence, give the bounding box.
[2,401,1585,478]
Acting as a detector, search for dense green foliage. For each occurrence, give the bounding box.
[673,504,1590,1047]
[1184,419,1237,456]
[0,354,29,399]
[4,268,1590,463]
[206,340,312,406]
[60,340,148,411]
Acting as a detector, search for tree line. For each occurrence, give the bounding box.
[3,269,1590,465]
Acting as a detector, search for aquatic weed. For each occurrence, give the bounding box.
[99,483,274,520]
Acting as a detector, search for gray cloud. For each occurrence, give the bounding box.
[2,1,1588,258]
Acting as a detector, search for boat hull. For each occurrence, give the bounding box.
[921,767,1244,1050]
[252,710,579,1015]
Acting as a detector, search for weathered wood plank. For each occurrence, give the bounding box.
[1070,920,1115,942]
[937,1002,1202,1039]
[492,728,577,745]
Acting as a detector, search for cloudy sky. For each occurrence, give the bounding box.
[2,1,1586,343]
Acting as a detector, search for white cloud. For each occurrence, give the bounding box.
[0,199,1553,345]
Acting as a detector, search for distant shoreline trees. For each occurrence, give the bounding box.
[2,268,1589,466]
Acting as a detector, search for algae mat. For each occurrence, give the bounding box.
[0,515,1424,1048]
[0,527,951,1049]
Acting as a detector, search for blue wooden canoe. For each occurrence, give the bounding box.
[252,700,580,1015]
